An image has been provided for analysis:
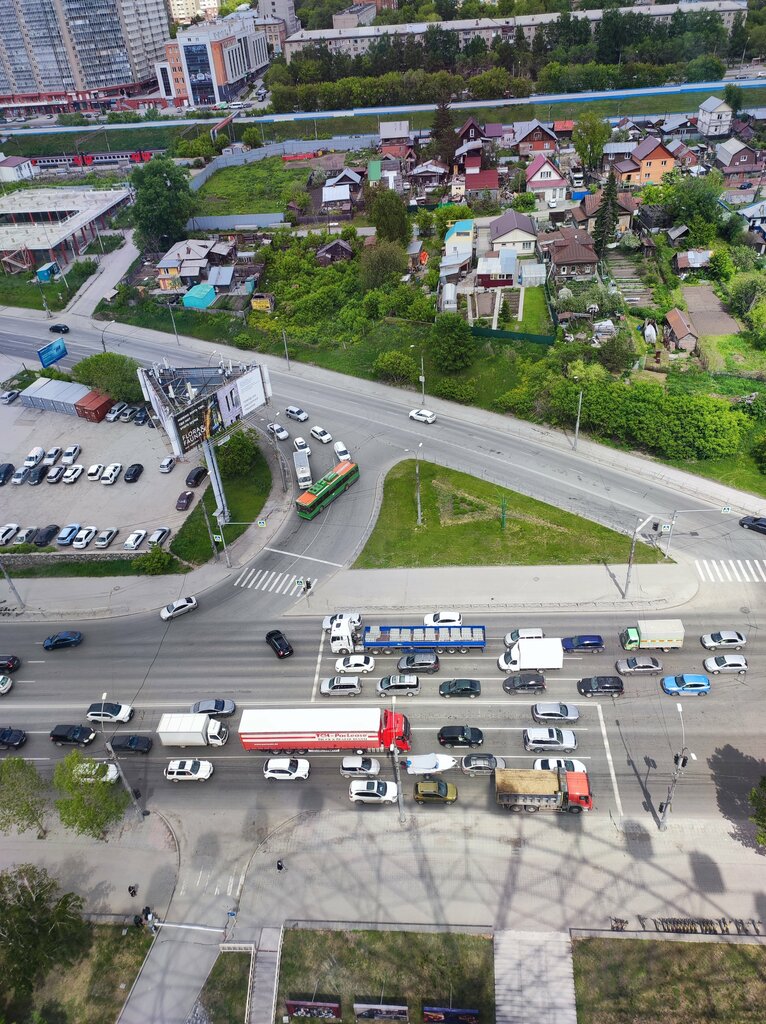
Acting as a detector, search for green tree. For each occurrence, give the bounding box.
[572,112,611,171]
[415,208,435,238]
[430,312,476,371]
[359,240,408,290]
[596,331,636,373]
[241,126,263,149]
[133,545,176,575]
[429,98,457,166]
[723,82,744,117]
[432,203,474,240]
[370,189,411,246]
[71,352,142,403]
[686,54,726,82]
[131,157,196,251]
[0,758,48,838]
[708,249,735,282]
[592,169,619,257]
[511,191,536,212]
[0,864,88,997]
[372,350,418,385]
[215,428,260,477]
[53,752,130,840]
[729,273,766,317]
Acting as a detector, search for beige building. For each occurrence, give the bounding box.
[333,3,377,29]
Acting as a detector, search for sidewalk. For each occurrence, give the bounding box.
[65,230,139,318]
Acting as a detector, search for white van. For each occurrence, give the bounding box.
[23,447,45,469]
[504,628,544,648]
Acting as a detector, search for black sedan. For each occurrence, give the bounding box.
[266,629,293,658]
[740,516,766,535]
[124,463,144,483]
[49,323,69,333]
[503,672,545,694]
[439,678,481,699]
[34,524,60,546]
[577,676,624,697]
[437,725,483,749]
[176,490,194,511]
[0,727,27,749]
[43,630,83,650]
[110,735,153,754]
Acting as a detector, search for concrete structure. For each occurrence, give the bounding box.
[526,154,567,204]
[258,0,300,37]
[476,249,516,288]
[489,209,537,255]
[0,0,169,98]
[251,16,289,53]
[0,155,38,183]
[614,136,676,186]
[333,3,377,29]
[698,95,733,137]
[283,1,744,61]
[0,186,130,271]
[156,13,269,107]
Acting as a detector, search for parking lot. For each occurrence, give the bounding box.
[0,403,204,549]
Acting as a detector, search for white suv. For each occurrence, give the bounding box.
[523,728,577,753]
[285,405,308,421]
[349,780,398,804]
[164,759,214,782]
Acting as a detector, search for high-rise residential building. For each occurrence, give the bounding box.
[257,0,300,38]
[0,0,169,93]
[168,0,220,25]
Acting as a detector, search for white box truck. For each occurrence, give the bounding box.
[293,450,312,489]
[156,713,228,747]
[503,638,563,671]
[620,619,685,652]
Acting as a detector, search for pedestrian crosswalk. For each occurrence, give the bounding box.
[232,566,317,595]
[695,559,766,584]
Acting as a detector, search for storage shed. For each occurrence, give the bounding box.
[182,283,216,309]
[75,391,114,422]
[19,377,91,415]
[518,262,546,286]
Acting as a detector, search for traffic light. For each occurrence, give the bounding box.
[674,754,688,769]
[304,579,313,592]
[658,802,667,814]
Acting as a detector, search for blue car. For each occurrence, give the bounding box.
[43,631,83,651]
[56,523,81,546]
[661,673,710,696]
[562,635,605,653]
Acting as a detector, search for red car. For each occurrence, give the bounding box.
[176,490,194,511]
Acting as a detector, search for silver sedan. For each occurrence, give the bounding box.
[616,656,662,675]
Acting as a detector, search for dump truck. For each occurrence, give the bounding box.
[293,450,312,489]
[238,706,411,753]
[620,619,685,652]
[495,768,592,814]
[503,638,563,671]
[156,713,228,747]
[329,622,486,656]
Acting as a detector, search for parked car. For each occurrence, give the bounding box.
[333,441,351,462]
[34,524,60,546]
[0,389,19,405]
[15,527,37,545]
[176,491,194,511]
[185,466,207,487]
[73,762,119,784]
[87,463,105,481]
[437,725,483,748]
[531,702,580,724]
[616,656,662,675]
[577,676,624,697]
[86,701,134,723]
[439,678,480,699]
[160,596,198,621]
[133,408,149,425]
[562,635,604,653]
[266,629,293,658]
[110,734,153,754]
[534,758,588,773]
[101,463,122,485]
[50,724,96,747]
[700,630,746,650]
[661,674,710,696]
[45,466,65,484]
[424,611,462,627]
[340,756,381,778]
[409,409,436,424]
[120,406,138,423]
[0,727,27,749]
[523,727,577,753]
[159,457,176,473]
[414,780,458,805]
[267,422,289,441]
[43,446,62,467]
[57,524,80,546]
[148,527,170,546]
[43,631,83,650]
[349,780,397,804]
[310,425,332,444]
[73,527,97,549]
[62,464,84,484]
[105,402,128,422]
[320,675,361,697]
[503,672,546,694]
[0,464,14,486]
[190,699,236,717]
[460,754,506,775]
[61,444,81,466]
[164,759,213,782]
[703,654,747,675]
[285,405,308,421]
[335,654,374,674]
[124,463,143,483]
[27,466,46,485]
[23,447,45,468]
[263,757,310,781]
[94,528,119,549]
[123,530,146,551]
[11,467,30,485]
[0,524,19,546]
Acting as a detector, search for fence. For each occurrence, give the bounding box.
[470,324,555,345]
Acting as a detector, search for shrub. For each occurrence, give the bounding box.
[432,377,478,403]
[372,349,418,385]
[133,546,176,575]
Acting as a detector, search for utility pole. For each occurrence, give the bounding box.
[167,302,180,347]
[573,388,583,450]
[282,329,290,370]
[415,443,423,527]
[0,559,25,610]
[199,499,220,562]
[101,319,115,353]
[659,704,689,831]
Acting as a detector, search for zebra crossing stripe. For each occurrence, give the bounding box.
[695,559,766,584]
[756,561,766,582]
[267,572,285,592]
[729,561,742,582]
[248,569,266,589]
[234,567,251,587]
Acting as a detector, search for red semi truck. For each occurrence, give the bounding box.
[238,707,411,753]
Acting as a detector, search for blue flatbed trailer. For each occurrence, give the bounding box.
[361,624,486,653]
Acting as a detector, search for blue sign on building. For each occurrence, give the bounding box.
[37,337,68,369]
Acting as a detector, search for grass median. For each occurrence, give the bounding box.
[196,951,251,1022]
[355,461,665,568]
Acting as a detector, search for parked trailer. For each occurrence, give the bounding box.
[330,623,486,655]
[495,768,592,814]
[620,619,685,652]
[238,706,411,753]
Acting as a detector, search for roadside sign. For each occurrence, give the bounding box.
[296,578,304,588]
[213,534,222,543]
[257,519,266,528]
[722,506,732,514]
[661,524,671,533]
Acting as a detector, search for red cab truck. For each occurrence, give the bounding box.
[238,707,411,753]
[495,768,592,814]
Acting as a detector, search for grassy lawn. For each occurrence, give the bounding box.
[573,937,766,1024]
[2,924,151,1024]
[276,928,494,1024]
[170,454,271,564]
[0,260,96,311]
[197,157,312,215]
[85,232,124,255]
[518,286,553,335]
[701,333,766,375]
[197,952,251,1023]
[10,556,188,577]
[355,461,663,568]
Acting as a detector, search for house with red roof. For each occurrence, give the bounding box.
[464,169,499,201]
[525,154,567,204]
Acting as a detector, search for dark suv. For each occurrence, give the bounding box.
[577,675,624,697]
[0,463,14,486]
[185,466,208,487]
[110,734,153,754]
[0,655,20,673]
[265,629,293,658]
[503,672,545,694]
[50,724,96,747]
[397,651,440,674]
[437,725,483,748]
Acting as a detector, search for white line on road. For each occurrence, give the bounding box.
[756,561,766,582]
[248,569,266,589]
[27,660,46,664]
[260,570,277,590]
[597,702,623,819]
[264,546,344,567]
[310,631,325,702]
[234,567,254,587]
[267,572,285,592]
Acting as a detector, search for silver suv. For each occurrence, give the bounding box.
[377,674,420,696]
[320,675,361,697]
[523,727,577,753]
[396,651,439,674]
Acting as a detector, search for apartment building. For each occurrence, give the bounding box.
[156,13,269,107]
[257,0,300,37]
[283,0,744,61]
[169,0,221,23]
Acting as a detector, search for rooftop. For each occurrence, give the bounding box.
[0,186,130,253]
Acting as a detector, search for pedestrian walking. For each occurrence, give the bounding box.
[128,885,137,898]
[276,859,284,872]
[133,914,144,929]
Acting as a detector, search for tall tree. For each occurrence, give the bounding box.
[360,240,408,290]
[430,312,477,371]
[0,864,88,997]
[71,352,142,402]
[572,112,611,171]
[370,189,411,246]
[54,752,130,840]
[723,82,744,118]
[429,98,457,166]
[0,758,48,838]
[131,157,196,252]
[751,777,766,845]
[592,170,619,257]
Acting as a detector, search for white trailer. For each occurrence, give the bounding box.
[156,713,228,747]
[504,638,564,671]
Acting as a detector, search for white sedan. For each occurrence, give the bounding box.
[335,655,375,674]
[409,409,436,424]
[424,611,462,627]
[267,422,289,441]
[310,425,333,444]
[700,630,747,650]
[533,758,588,773]
[0,675,13,695]
[263,757,310,781]
[86,464,105,481]
[72,527,98,549]
[160,596,199,621]
[62,464,84,484]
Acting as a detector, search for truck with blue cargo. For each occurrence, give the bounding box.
[329,622,486,656]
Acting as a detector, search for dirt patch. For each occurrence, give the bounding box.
[683,285,739,336]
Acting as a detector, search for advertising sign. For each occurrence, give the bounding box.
[37,337,68,369]
[354,1003,409,1021]
[235,366,268,417]
[173,393,225,454]
[285,999,342,1020]
[423,1008,479,1023]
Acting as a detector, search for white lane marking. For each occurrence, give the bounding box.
[310,631,325,702]
[265,546,344,567]
[259,570,277,591]
[276,574,296,594]
[597,701,623,818]
[247,569,266,589]
[756,561,766,582]
[27,660,46,663]
[721,561,732,581]
[712,561,724,582]
[695,561,706,581]
[729,560,742,582]
[745,560,757,582]
[234,567,252,587]
[267,572,285,593]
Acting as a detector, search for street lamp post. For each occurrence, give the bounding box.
[100,319,115,353]
[658,703,690,831]
[101,689,147,821]
[167,302,180,347]
[415,442,423,527]
[573,387,583,450]
[410,345,425,404]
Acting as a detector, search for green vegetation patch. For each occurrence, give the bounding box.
[356,461,663,568]
[197,951,251,1023]
[170,451,271,564]
[85,233,125,255]
[276,928,494,1024]
[701,333,766,375]
[0,260,96,312]
[517,286,553,336]
[3,923,151,1024]
[197,156,312,215]
[10,557,187,577]
[573,937,766,1024]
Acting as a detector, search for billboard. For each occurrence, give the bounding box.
[37,337,68,369]
[285,999,341,1020]
[235,365,269,417]
[354,1003,409,1021]
[423,1009,479,1023]
[173,393,225,454]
